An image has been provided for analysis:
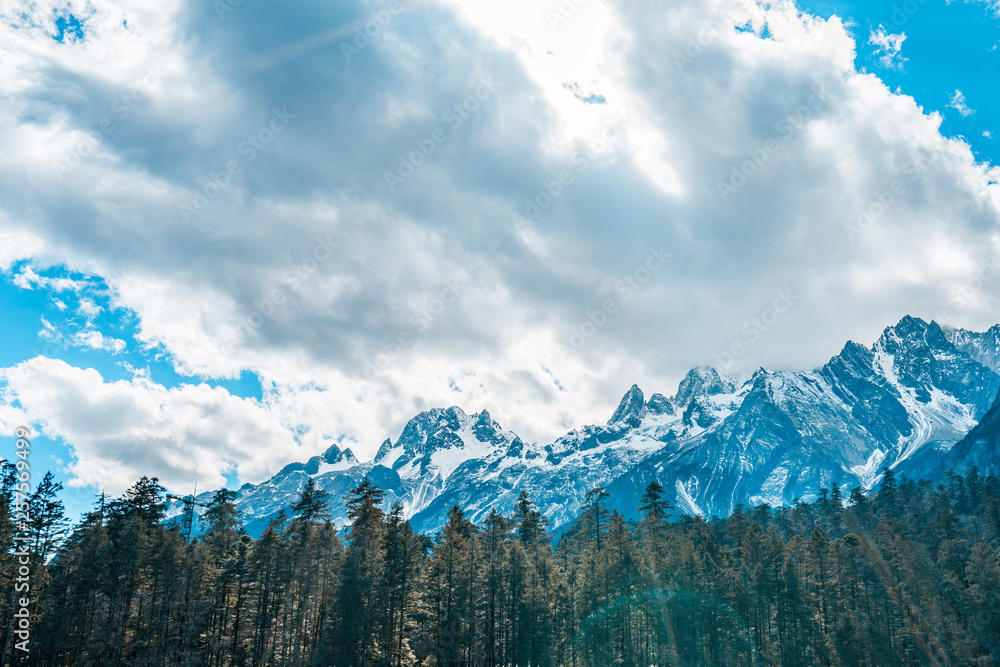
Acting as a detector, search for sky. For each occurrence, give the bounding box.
[0,0,998,522]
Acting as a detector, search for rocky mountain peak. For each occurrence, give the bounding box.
[646,392,674,415]
[472,409,520,450]
[674,367,731,406]
[374,438,393,462]
[394,406,469,455]
[322,442,357,465]
[608,384,646,427]
[875,316,950,360]
[223,317,1000,538]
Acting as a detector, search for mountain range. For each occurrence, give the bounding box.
[174,316,1000,536]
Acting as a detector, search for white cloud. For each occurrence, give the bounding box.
[974,0,1000,17]
[949,89,975,117]
[868,25,907,69]
[0,0,998,493]
[946,0,1000,17]
[13,266,87,292]
[36,315,125,355]
[0,357,300,494]
[77,299,102,317]
[72,330,126,353]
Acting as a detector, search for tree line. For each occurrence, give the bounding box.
[3,461,1000,666]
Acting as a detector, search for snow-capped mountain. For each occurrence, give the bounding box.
[196,316,1000,536]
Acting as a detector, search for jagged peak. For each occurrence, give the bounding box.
[675,366,731,405]
[321,442,345,464]
[840,339,871,355]
[391,404,520,461]
[940,320,1000,340]
[220,314,1000,539]
[745,367,771,389]
[374,438,393,462]
[444,405,469,421]
[398,406,467,441]
[646,392,674,415]
[877,315,934,345]
[895,314,928,329]
[473,409,504,442]
[608,384,646,427]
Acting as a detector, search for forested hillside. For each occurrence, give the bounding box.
[3,463,1000,666]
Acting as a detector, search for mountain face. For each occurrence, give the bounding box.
[943,391,1000,477]
[199,317,1000,536]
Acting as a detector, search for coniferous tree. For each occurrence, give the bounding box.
[381,502,421,667]
[19,469,1000,666]
[336,478,385,666]
[27,471,69,562]
[425,505,477,667]
[202,488,241,560]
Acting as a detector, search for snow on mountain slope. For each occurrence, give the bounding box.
[945,324,1000,375]
[212,317,1000,536]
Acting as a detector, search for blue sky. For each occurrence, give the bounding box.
[800,0,998,166]
[0,263,260,519]
[1,0,998,523]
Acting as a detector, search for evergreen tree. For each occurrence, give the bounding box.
[830,482,843,509]
[27,471,69,561]
[381,502,421,667]
[20,469,1000,666]
[513,490,546,547]
[426,505,478,667]
[580,486,610,551]
[202,487,241,560]
[336,478,386,665]
[639,480,670,523]
[120,475,167,525]
[292,477,332,524]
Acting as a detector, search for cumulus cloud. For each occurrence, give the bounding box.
[868,26,907,69]
[0,357,300,494]
[72,330,126,353]
[1,0,998,492]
